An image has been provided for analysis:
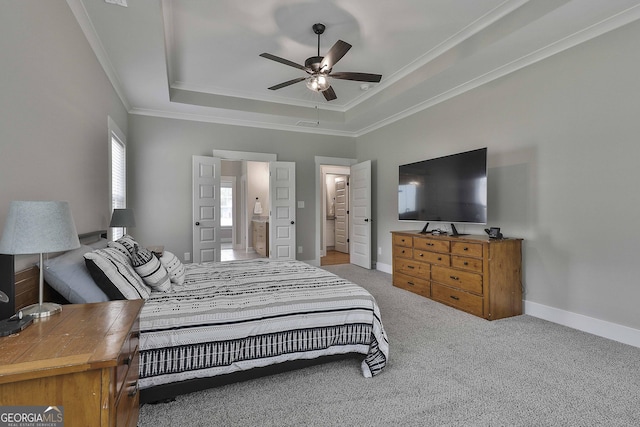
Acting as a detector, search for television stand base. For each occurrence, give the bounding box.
[450,224,468,237]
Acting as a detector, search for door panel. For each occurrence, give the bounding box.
[350,160,371,269]
[269,162,296,260]
[192,156,221,263]
[334,176,348,254]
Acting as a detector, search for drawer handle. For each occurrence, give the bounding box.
[437,257,442,261]
[463,262,469,266]
[463,247,469,251]
[128,381,139,397]
[401,239,405,243]
[419,253,424,257]
[450,295,460,301]
[426,243,434,246]
[402,250,406,254]
[407,265,415,269]
[407,281,415,286]
[449,275,460,281]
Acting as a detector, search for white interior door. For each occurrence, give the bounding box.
[350,160,371,269]
[192,155,221,263]
[334,176,349,254]
[269,161,296,260]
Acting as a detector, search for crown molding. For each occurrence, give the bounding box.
[66,0,131,111]
[354,3,640,137]
[128,108,357,138]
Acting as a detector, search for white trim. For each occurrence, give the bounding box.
[315,157,358,266]
[65,0,130,111]
[525,300,640,349]
[213,150,276,162]
[376,262,393,275]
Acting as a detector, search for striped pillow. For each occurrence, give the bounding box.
[114,234,139,260]
[159,251,186,285]
[131,245,172,292]
[84,248,151,300]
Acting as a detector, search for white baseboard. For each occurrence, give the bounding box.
[375,262,640,348]
[525,300,640,349]
[376,262,392,274]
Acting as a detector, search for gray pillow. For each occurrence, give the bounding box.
[42,245,109,304]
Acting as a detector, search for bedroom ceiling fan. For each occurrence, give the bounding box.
[260,23,382,101]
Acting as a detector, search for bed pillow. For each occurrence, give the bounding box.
[42,245,109,304]
[84,248,151,300]
[159,251,186,285]
[107,240,132,262]
[130,245,172,292]
[114,234,139,258]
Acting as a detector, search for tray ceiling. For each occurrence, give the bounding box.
[67,0,640,136]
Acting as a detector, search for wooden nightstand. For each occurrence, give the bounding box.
[0,299,143,427]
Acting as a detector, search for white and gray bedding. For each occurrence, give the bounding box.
[41,237,388,389]
[138,258,389,389]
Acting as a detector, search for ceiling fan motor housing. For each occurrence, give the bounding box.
[305,56,326,72]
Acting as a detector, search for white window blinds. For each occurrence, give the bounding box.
[111,134,126,240]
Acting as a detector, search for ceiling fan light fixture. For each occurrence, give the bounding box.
[306,74,331,92]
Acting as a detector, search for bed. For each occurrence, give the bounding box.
[1,234,389,403]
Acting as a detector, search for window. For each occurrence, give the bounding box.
[109,117,127,240]
[220,182,233,227]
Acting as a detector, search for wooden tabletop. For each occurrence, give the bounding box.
[0,299,143,384]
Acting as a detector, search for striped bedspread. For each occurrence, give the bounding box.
[138,259,389,389]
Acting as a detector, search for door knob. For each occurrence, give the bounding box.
[195,222,200,226]
[364,218,369,222]
[290,221,295,225]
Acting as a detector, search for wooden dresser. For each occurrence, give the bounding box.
[391,231,522,320]
[252,219,269,257]
[0,300,143,427]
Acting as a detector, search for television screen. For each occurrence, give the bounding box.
[398,148,487,224]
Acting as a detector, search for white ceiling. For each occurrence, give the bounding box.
[68,0,640,137]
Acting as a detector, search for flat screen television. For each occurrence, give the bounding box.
[398,148,487,231]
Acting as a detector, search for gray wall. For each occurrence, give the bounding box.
[127,115,356,261]
[0,1,128,268]
[357,20,640,330]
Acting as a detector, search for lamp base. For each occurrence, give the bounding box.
[21,302,62,318]
[0,315,34,337]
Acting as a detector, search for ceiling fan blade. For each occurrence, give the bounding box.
[320,40,351,71]
[330,72,382,83]
[267,77,306,91]
[322,86,337,101]
[260,53,310,72]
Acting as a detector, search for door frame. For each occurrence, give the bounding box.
[314,156,358,267]
[212,150,277,257]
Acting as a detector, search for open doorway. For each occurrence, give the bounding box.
[220,160,269,262]
[320,165,351,266]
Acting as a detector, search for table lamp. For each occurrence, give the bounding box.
[0,201,80,318]
[109,208,135,237]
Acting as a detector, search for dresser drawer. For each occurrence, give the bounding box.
[451,255,483,273]
[394,246,413,259]
[393,234,413,247]
[393,272,430,298]
[116,322,139,399]
[116,347,140,427]
[414,237,450,253]
[431,265,483,295]
[451,241,483,258]
[431,283,483,317]
[395,258,430,278]
[414,249,450,266]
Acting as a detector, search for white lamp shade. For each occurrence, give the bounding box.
[0,201,80,255]
[109,208,136,228]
